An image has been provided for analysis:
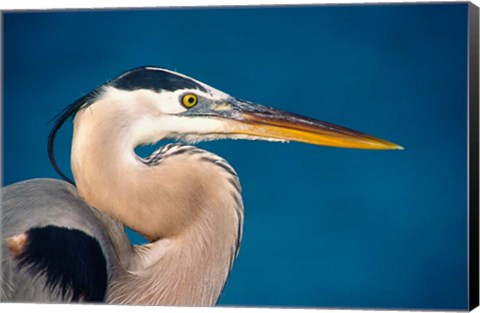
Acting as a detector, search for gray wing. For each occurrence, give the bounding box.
[1,178,133,303]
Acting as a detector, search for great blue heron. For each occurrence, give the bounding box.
[1,66,402,305]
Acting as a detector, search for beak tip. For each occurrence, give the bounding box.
[381,142,404,150]
[379,142,404,150]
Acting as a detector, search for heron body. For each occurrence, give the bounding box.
[1,66,401,305]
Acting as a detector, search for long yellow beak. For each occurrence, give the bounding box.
[217,99,403,150]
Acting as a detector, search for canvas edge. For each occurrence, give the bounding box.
[468,1,480,311]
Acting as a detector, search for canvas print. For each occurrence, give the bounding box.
[1,2,478,311]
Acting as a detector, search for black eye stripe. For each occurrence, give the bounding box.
[113,67,208,93]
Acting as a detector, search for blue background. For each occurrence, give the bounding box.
[2,3,469,310]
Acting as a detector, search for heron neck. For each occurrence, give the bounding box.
[108,207,241,305]
[71,106,243,305]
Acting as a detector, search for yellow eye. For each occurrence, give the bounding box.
[181,93,198,108]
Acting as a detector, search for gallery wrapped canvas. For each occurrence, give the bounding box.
[1,2,478,311]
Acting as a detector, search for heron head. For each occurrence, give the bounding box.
[89,66,402,149]
[50,66,402,181]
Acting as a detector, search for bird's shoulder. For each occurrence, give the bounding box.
[1,178,129,303]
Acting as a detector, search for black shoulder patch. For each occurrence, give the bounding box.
[111,66,208,93]
[16,226,108,302]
